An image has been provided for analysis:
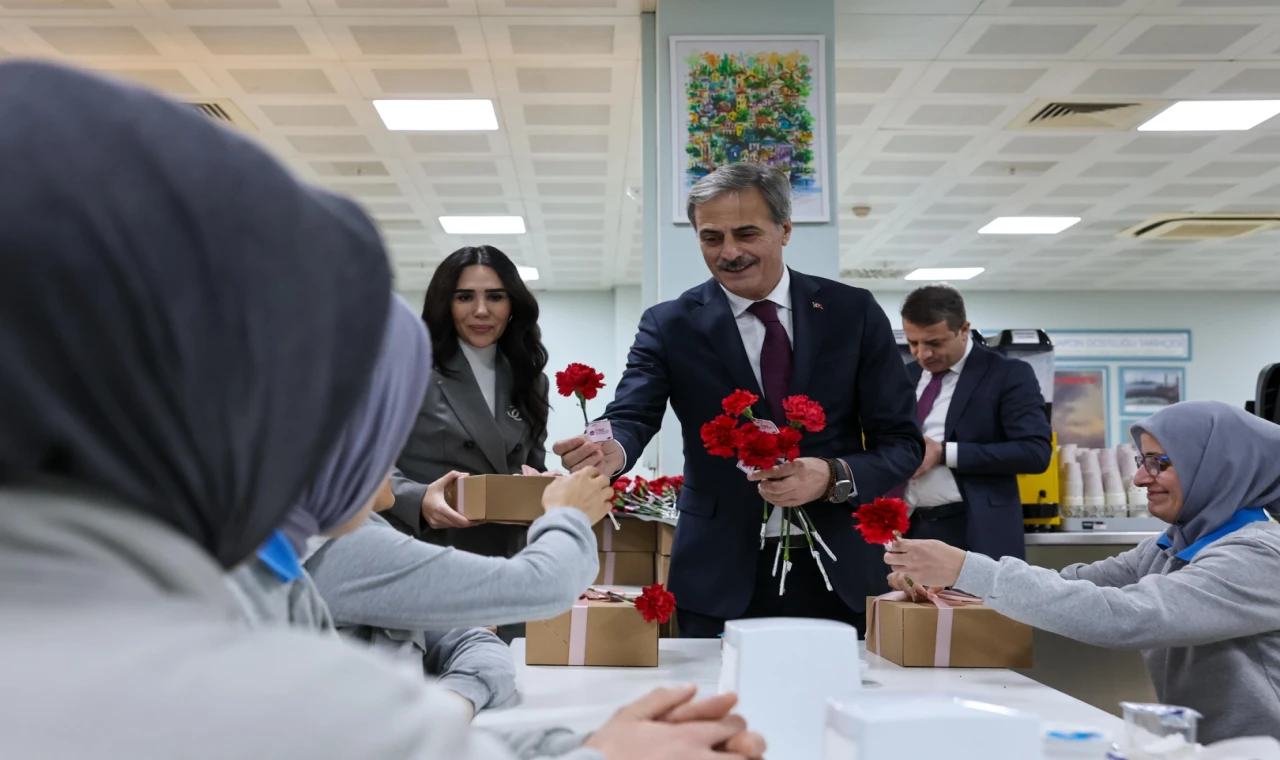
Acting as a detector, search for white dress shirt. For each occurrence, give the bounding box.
[459,340,498,417]
[719,270,800,538]
[905,338,973,509]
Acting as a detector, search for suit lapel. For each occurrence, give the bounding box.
[438,350,508,473]
[692,280,762,399]
[945,345,991,440]
[787,270,821,398]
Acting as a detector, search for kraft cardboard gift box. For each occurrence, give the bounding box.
[865,596,1034,669]
[657,522,675,556]
[655,555,670,585]
[526,599,659,667]
[593,517,657,585]
[443,475,552,524]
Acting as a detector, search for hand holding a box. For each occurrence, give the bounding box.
[883,538,968,589]
[542,467,614,526]
[583,685,767,760]
[422,470,472,530]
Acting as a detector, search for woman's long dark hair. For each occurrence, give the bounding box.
[424,246,550,442]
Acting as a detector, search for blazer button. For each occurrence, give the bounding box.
[463,440,476,449]
[514,444,523,452]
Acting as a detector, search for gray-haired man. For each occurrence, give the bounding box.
[554,164,923,637]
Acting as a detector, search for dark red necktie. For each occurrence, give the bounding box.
[747,300,792,424]
[886,369,948,499]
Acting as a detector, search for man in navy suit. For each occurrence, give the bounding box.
[553,164,922,638]
[896,285,1052,560]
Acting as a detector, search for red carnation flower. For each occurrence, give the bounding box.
[722,389,760,418]
[700,415,739,459]
[635,583,676,624]
[783,395,826,433]
[556,363,605,401]
[734,424,782,471]
[776,426,802,462]
[612,476,633,494]
[853,497,911,545]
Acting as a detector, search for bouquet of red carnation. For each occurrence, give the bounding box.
[634,583,676,625]
[556,362,613,442]
[699,390,836,596]
[611,474,682,521]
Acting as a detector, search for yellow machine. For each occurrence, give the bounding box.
[1019,433,1061,530]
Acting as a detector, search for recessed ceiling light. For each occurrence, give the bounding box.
[517,266,539,282]
[979,216,1081,235]
[905,268,985,281]
[373,99,499,131]
[438,216,526,235]
[1138,100,1280,132]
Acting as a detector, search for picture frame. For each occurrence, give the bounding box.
[670,35,830,223]
[1052,366,1110,450]
[1119,366,1185,416]
[1118,416,1145,447]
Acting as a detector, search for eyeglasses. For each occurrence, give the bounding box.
[1134,454,1172,477]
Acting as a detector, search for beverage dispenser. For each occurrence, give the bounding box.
[988,330,1059,532]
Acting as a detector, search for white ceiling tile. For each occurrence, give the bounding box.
[1119,135,1215,154]
[1119,23,1259,57]
[523,103,610,126]
[228,68,334,94]
[348,24,461,55]
[834,14,969,60]
[371,67,473,93]
[882,134,974,153]
[509,24,613,55]
[863,160,946,177]
[836,66,902,94]
[1080,161,1167,178]
[1189,161,1273,178]
[904,103,1007,127]
[1072,67,1192,95]
[934,66,1048,94]
[33,25,158,55]
[260,104,357,127]
[999,135,1093,154]
[516,66,611,93]
[967,24,1096,56]
[408,134,493,153]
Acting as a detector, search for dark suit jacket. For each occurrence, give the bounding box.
[603,270,923,618]
[904,345,1052,560]
[387,348,547,541]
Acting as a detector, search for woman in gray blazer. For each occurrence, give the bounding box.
[388,246,552,613]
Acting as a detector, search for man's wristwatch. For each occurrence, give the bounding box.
[824,458,854,503]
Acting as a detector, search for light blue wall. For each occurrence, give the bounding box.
[401,286,1278,476]
[651,0,840,303]
[644,0,840,474]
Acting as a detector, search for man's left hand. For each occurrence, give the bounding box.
[883,538,967,588]
[911,435,943,479]
[747,458,829,507]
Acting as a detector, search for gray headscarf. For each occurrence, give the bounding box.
[278,296,431,552]
[0,60,391,568]
[1131,400,1280,554]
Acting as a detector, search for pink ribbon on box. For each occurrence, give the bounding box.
[567,599,590,666]
[601,552,616,584]
[871,589,982,667]
[455,477,468,519]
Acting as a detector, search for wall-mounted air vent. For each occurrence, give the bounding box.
[841,267,910,280]
[186,101,256,131]
[1119,213,1280,241]
[1008,100,1168,131]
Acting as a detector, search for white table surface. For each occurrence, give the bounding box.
[476,638,1123,736]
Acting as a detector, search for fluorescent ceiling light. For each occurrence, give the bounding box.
[1138,100,1280,132]
[905,268,984,281]
[517,266,539,282]
[979,216,1081,235]
[373,99,498,131]
[438,216,526,235]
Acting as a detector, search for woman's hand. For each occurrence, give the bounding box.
[542,467,614,525]
[584,685,766,760]
[421,471,472,530]
[883,539,967,589]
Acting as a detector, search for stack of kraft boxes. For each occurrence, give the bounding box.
[592,517,679,637]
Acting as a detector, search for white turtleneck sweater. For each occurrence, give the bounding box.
[459,339,498,417]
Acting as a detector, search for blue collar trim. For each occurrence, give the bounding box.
[255,530,304,582]
[1157,507,1270,561]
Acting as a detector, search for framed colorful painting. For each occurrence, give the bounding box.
[670,35,830,223]
[1052,366,1110,450]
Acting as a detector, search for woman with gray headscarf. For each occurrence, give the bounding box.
[886,400,1280,743]
[0,60,764,760]
[227,295,524,717]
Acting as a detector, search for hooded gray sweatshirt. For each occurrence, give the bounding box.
[955,401,1280,744]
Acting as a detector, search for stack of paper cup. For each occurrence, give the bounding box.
[1061,460,1083,517]
[1083,468,1105,516]
[1079,449,1100,475]
[1128,485,1149,516]
[1060,443,1079,464]
[1103,470,1128,516]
